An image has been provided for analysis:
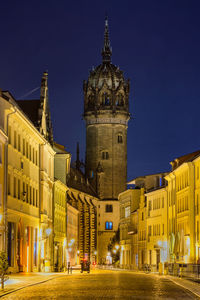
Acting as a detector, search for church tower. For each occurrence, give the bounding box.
[83,17,130,262]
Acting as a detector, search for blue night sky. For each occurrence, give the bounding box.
[1,0,200,180]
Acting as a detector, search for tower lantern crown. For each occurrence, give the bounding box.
[83,17,130,117]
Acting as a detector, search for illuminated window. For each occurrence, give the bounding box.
[105,221,113,230]
[105,204,113,212]
[125,206,130,218]
[102,151,109,160]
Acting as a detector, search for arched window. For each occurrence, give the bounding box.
[118,134,123,144]
[116,94,124,106]
[102,93,110,105]
[102,151,109,160]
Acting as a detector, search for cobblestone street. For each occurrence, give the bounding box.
[1,270,198,299]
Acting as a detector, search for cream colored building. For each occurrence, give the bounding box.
[146,187,168,271]
[119,189,140,268]
[53,179,68,271]
[53,142,71,271]
[0,127,7,252]
[119,173,168,270]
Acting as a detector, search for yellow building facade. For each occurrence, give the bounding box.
[0,91,44,272]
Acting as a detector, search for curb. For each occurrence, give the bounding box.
[0,274,66,298]
[166,276,200,299]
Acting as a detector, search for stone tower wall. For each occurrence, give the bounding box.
[86,123,127,199]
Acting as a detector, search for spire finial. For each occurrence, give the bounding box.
[102,15,112,63]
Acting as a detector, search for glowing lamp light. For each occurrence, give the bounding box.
[157,240,162,247]
[115,245,119,250]
[46,228,52,236]
[0,214,2,223]
[94,251,97,255]
[107,252,111,256]
[113,249,117,254]
[77,250,80,254]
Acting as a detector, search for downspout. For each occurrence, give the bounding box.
[5,106,17,254]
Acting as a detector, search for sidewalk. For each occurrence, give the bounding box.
[0,271,79,298]
[165,275,200,298]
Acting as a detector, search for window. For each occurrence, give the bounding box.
[8,174,10,195]
[0,143,2,164]
[29,145,31,161]
[35,150,38,165]
[30,186,32,204]
[105,204,113,213]
[18,179,20,200]
[36,190,38,207]
[14,177,17,198]
[0,184,2,207]
[18,135,21,152]
[26,142,28,158]
[125,206,130,218]
[22,139,25,155]
[14,131,17,149]
[26,184,28,203]
[102,151,109,160]
[8,126,11,144]
[33,188,35,206]
[118,135,123,143]
[105,221,113,230]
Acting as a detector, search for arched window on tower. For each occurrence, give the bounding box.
[102,151,109,160]
[118,134,123,144]
[116,93,124,106]
[102,92,110,106]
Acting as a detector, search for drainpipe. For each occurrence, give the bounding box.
[5,106,17,254]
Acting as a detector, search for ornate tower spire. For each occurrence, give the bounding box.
[39,71,53,144]
[101,15,112,63]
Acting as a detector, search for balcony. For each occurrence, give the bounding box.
[127,225,137,235]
